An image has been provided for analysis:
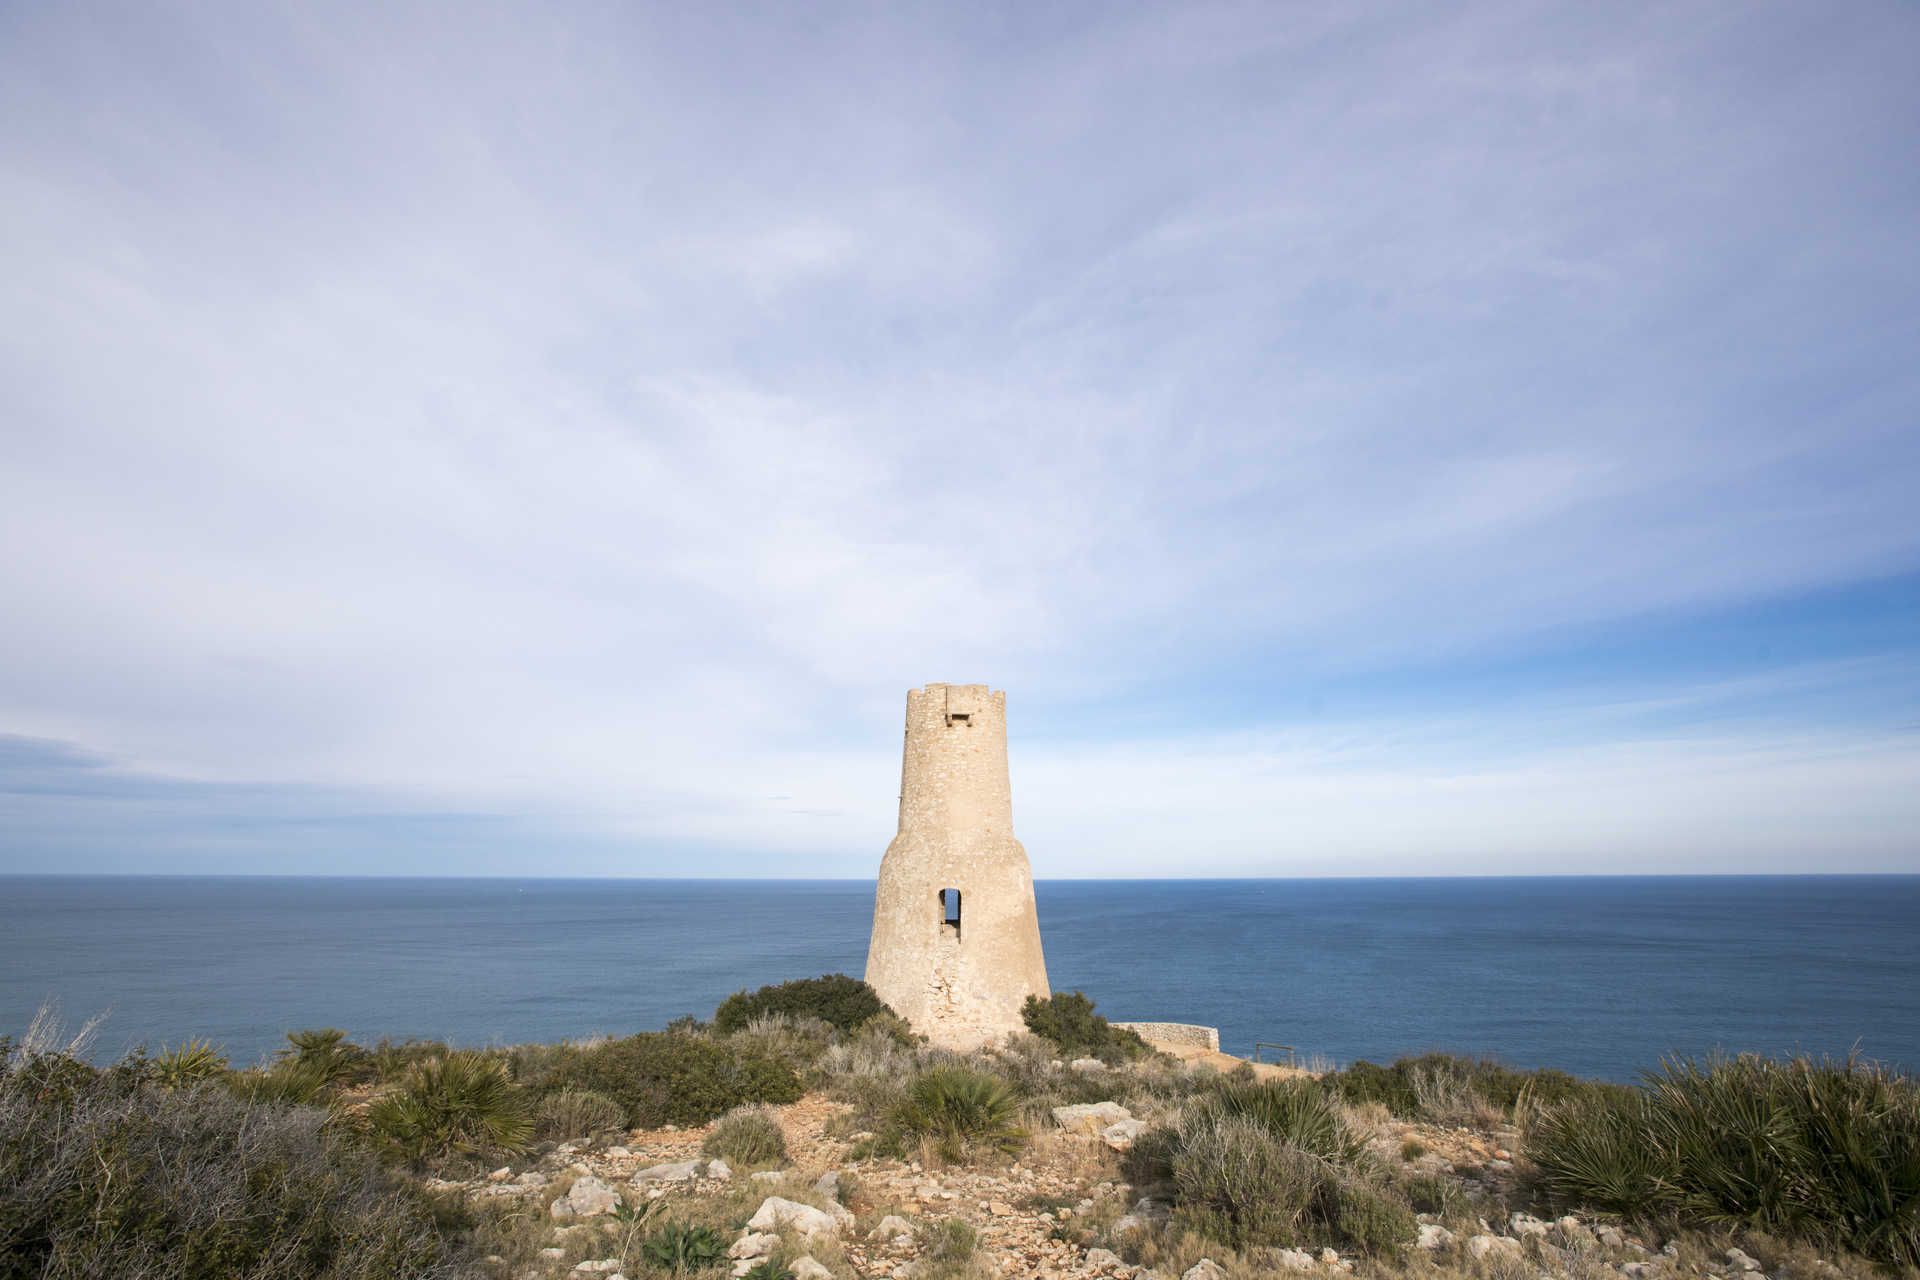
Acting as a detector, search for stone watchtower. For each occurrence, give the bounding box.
[864,683,1050,1048]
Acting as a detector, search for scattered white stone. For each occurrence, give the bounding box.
[1727,1249,1764,1273]
[1086,1247,1125,1274]
[550,1176,620,1219]
[631,1160,702,1184]
[538,1247,565,1260]
[1274,1247,1317,1271]
[870,1214,915,1244]
[1510,1213,1551,1238]
[1319,1248,1340,1264]
[706,1157,732,1181]
[728,1232,780,1260]
[1596,1225,1626,1249]
[573,1263,621,1274]
[751,1170,787,1184]
[747,1196,842,1239]
[1467,1235,1525,1262]
[1070,1057,1107,1072]
[487,1166,512,1182]
[515,1170,549,1188]
[790,1258,833,1280]
[1182,1262,1228,1280]
[814,1170,842,1199]
[1051,1101,1134,1135]
[1418,1224,1455,1249]
[605,1146,631,1158]
[1101,1118,1148,1151]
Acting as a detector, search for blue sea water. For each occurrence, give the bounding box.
[2,876,1917,1081]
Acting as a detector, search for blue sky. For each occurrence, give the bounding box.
[2,3,1916,877]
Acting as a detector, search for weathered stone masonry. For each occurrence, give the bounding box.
[864,683,1051,1049]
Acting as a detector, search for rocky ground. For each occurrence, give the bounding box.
[428,1077,1874,1280]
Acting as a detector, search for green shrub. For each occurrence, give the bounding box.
[545,1032,803,1128]
[1169,1112,1320,1248]
[0,1052,467,1278]
[1196,1077,1367,1165]
[1400,1138,1427,1161]
[639,1222,726,1272]
[918,1216,978,1263]
[278,1027,371,1087]
[1530,1054,1920,1266]
[1165,1101,1416,1254]
[365,1051,533,1165]
[536,1087,627,1140]
[889,1065,1025,1161]
[1321,1059,1419,1115]
[1321,1053,1602,1123]
[366,1037,452,1083]
[149,1038,229,1088]
[229,1055,337,1105]
[724,1013,837,1076]
[1120,1123,1182,1189]
[702,1103,788,1165]
[1019,991,1148,1063]
[740,1261,796,1280]
[1398,1170,1466,1216]
[713,974,894,1035]
[1326,1173,1417,1253]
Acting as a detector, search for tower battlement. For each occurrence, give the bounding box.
[865,683,1050,1048]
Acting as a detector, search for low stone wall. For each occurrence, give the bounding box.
[1113,1021,1220,1054]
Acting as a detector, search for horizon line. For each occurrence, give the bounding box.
[3,871,1917,882]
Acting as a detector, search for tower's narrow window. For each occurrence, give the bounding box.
[948,712,971,726]
[940,887,962,935]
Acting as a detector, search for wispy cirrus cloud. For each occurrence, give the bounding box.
[1,2,1916,873]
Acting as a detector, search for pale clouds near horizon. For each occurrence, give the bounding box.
[2,3,1918,875]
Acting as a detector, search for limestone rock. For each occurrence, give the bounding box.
[870,1214,915,1244]
[1070,1057,1107,1072]
[1086,1247,1125,1274]
[707,1157,732,1180]
[1101,1118,1147,1151]
[573,1263,620,1274]
[1727,1249,1764,1273]
[1467,1235,1525,1262]
[751,1170,787,1184]
[1275,1247,1317,1271]
[550,1176,619,1219]
[1510,1213,1551,1238]
[813,1169,841,1199]
[728,1232,780,1260]
[1418,1224,1454,1249]
[791,1258,834,1280]
[1182,1263,1228,1280]
[631,1160,702,1184]
[747,1196,842,1239]
[1052,1101,1133,1135]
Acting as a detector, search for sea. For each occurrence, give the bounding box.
[2,876,1917,1082]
